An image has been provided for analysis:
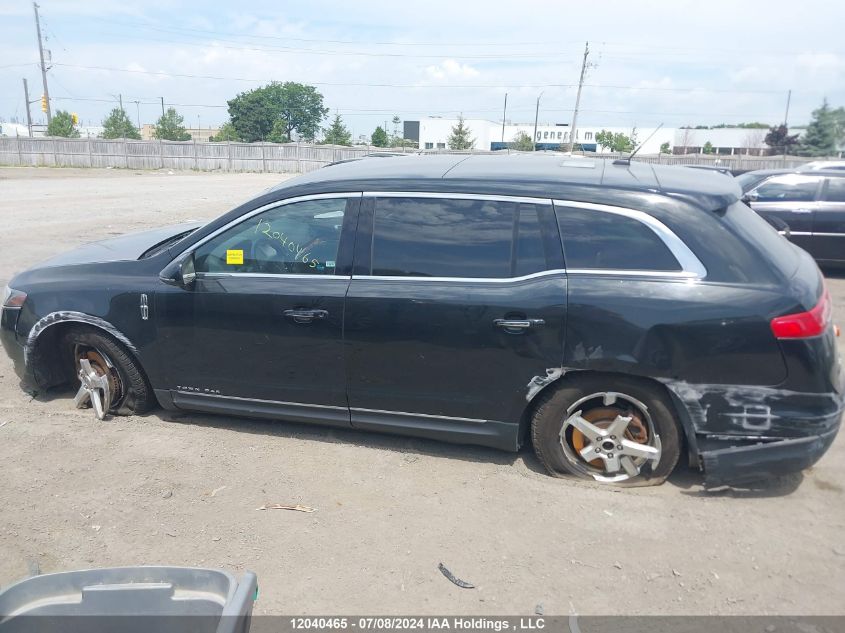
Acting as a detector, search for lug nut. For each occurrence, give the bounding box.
[607,453,614,458]
[595,447,601,453]
[610,435,616,440]
[617,445,623,450]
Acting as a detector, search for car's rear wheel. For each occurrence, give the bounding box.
[531,375,681,486]
[63,327,154,418]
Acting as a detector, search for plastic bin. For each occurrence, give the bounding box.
[0,566,257,633]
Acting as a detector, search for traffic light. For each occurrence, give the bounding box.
[40,94,47,113]
[71,113,79,125]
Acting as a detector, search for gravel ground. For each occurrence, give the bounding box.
[0,166,844,616]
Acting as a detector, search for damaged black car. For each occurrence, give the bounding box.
[2,154,842,486]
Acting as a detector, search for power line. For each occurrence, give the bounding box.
[46,95,786,120]
[49,62,791,94]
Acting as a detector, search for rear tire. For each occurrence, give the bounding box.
[531,375,681,487]
[63,327,154,416]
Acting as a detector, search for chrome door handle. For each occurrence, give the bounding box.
[283,309,328,323]
[494,318,545,330]
[793,208,814,214]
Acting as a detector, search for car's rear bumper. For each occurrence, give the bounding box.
[697,393,843,486]
[701,423,841,486]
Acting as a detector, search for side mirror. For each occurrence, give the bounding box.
[742,191,759,205]
[179,252,197,289]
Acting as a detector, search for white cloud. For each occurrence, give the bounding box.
[424,59,479,81]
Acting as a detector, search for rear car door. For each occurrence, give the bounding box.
[154,194,359,424]
[810,177,845,264]
[343,193,566,447]
[748,174,823,255]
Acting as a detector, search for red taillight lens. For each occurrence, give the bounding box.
[770,288,832,339]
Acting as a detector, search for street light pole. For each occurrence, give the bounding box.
[532,92,543,152]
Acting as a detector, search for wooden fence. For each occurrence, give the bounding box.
[0,136,829,173]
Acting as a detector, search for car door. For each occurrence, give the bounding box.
[748,174,823,255]
[810,177,845,264]
[343,193,567,446]
[154,193,360,425]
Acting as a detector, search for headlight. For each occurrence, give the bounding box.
[1,286,27,308]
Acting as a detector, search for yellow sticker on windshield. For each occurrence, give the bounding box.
[226,249,244,265]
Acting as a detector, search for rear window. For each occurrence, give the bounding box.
[371,197,554,278]
[721,201,799,278]
[556,206,681,271]
[824,178,845,202]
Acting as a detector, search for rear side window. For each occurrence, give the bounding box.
[823,178,845,202]
[753,175,821,202]
[371,197,554,278]
[720,201,799,279]
[556,206,681,271]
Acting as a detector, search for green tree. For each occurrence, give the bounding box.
[322,114,352,146]
[702,141,714,154]
[46,110,79,138]
[209,121,240,142]
[447,115,475,150]
[154,107,191,141]
[227,81,328,143]
[659,141,671,154]
[509,131,535,151]
[797,99,841,156]
[764,124,799,155]
[371,126,388,147]
[595,129,635,152]
[101,107,140,139]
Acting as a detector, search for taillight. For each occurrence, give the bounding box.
[770,287,832,339]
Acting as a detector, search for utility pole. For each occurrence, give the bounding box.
[567,41,590,153]
[160,97,165,118]
[118,93,123,110]
[33,2,51,124]
[22,78,33,137]
[134,100,140,129]
[501,93,507,144]
[532,92,543,151]
[784,89,792,125]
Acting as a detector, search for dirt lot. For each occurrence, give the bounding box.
[1,166,844,615]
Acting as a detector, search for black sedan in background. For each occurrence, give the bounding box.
[739,169,845,265]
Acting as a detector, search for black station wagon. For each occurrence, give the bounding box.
[2,154,842,486]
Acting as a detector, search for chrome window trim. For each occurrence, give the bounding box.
[565,268,699,279]
[554,199,707,279]
[351,269,567,284]
[363,191,553,206]
[170,192,362,276]
[199,272,352,281]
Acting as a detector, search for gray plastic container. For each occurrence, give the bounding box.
[0,566,257,633]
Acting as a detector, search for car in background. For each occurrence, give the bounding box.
[738,168,845,266]
[797,160,845,172]
[683,164,735,177]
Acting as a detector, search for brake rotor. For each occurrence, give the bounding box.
[571,406,649,467]
[75,347,122,406]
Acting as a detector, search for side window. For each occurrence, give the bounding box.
[753,175,820,202]
[371,198,553,278]
[823,178,845,202]
[557,206,682,271]
[194,198,349,275]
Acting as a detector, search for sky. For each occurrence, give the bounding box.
[1,0,844,139]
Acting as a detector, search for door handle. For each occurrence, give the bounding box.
[283,309,328,324]
[793,208,814,214]
[494,318,545,331]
